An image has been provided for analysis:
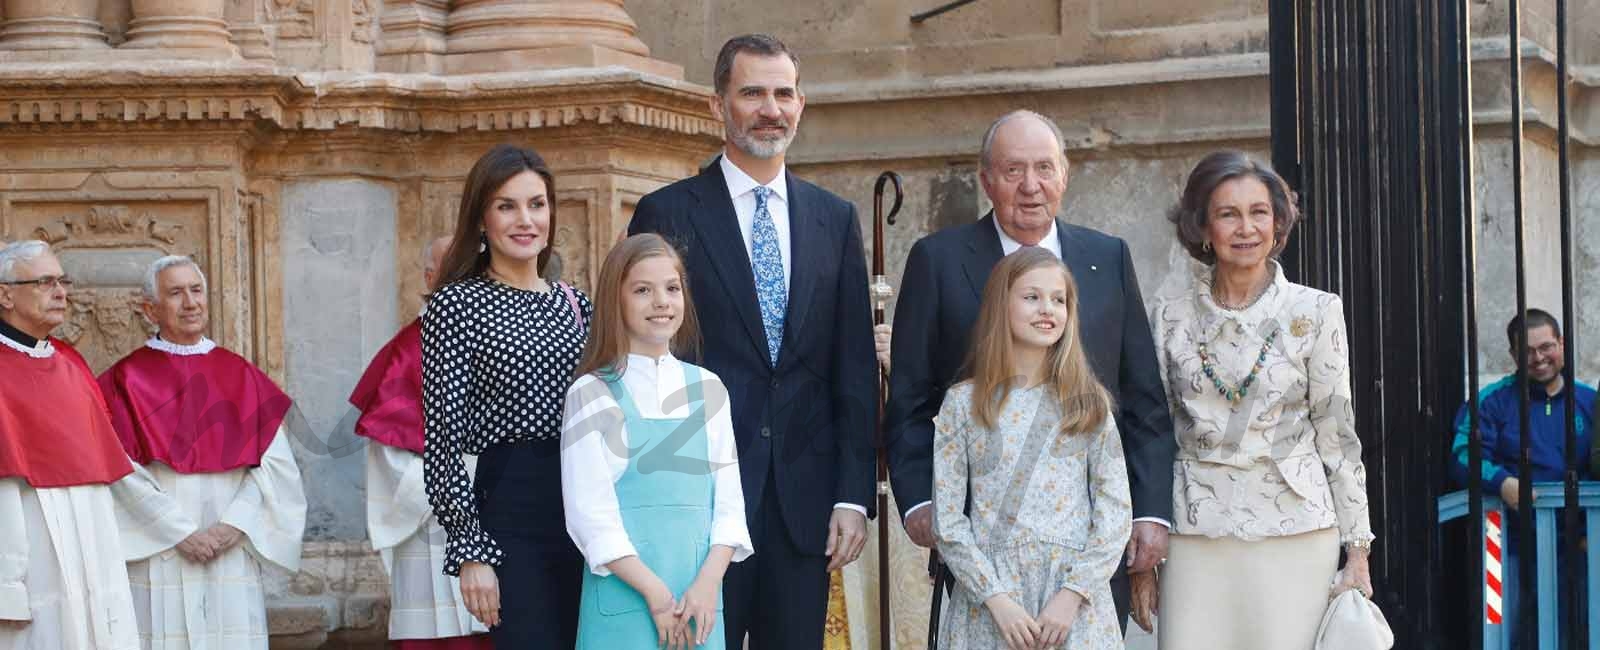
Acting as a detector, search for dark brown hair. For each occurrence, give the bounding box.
[432,144,557,292]
[1169,150,1300,264]
[712,34,800,96]
[573,234,702,380]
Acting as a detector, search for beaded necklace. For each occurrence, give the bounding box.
[1198,328,1278,404]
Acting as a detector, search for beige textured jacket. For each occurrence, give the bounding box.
[1148,261,1376,547]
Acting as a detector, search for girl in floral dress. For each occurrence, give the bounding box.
[933,247,1132,650]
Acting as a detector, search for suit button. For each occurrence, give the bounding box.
[760,427,772,438]
[770,378,780,389]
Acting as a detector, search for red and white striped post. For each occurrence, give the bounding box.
[1485,509,1504,625]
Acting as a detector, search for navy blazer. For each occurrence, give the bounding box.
[628,159,877,555]
[883,213,1177,523]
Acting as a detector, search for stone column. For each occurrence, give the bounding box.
[121,0,237,55]
[0,0,109,50]
[444,0,681,77]
[375,0,447,73]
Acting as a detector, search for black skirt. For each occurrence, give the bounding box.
[475,438,583,648]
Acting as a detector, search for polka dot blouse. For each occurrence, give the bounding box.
[421,274,593,575]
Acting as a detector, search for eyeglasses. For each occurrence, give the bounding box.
[0,275,74,290]
[1524,341,1560,358]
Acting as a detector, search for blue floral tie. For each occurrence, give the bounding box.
[750,186,787,366]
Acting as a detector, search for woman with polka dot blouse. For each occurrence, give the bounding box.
[422,144,593,648]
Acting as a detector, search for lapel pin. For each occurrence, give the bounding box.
[1090,265,1098,271]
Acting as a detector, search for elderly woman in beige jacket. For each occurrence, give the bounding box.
[1140,151,1376,650]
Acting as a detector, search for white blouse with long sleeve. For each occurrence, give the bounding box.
[559,353,754,576]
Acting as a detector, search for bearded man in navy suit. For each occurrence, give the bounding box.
[627,33,876,650]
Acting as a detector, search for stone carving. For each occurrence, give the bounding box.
[33,205,186,247]
[270,0,314,39]
[350,0,373,43]
[60,289,154,373]
[555,197,591,291]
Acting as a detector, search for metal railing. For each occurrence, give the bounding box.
[1438,483,1599,649]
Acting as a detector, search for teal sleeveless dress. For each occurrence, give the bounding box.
[575,364,725,650]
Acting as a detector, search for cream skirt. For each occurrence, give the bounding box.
[1158,527,1340,650]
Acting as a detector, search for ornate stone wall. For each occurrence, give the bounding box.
[3,0,1595,647]
[1,2,718,645]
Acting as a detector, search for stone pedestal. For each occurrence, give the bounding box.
[122,0,238,56]
[0,0,107,50]
[444,0,680,77]
[375,0,447,73]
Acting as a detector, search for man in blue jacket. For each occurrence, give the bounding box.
[1450,308,1593,642]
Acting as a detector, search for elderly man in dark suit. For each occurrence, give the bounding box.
[884,110,1178,634]
[627,33,876,650]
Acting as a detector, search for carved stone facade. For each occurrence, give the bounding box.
[0,2,715,646]
[3,0,1595,647]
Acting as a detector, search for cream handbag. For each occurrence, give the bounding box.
[1314,571,1395,650]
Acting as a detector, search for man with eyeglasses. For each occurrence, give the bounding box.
[0,239,142,650]
[96,255,305,650]
[1449,308,1594,643]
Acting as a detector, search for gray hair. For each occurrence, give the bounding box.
[979,110,1068,171]
[0,240,50,283]
[142,255,207,301]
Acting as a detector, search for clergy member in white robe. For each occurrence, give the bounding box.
[98,255,306,650]
[0,240,141,650]
[351,236,491,649]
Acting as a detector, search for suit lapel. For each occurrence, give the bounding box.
[685,159,770,358]
[1055,217,1092,280]
[779,171,817,362]
[962,212,1006,301]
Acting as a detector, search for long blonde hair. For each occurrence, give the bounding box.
[962,247,1111,435]
[573,234,701,380]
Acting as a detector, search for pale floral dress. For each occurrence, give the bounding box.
[933,382,1131,650]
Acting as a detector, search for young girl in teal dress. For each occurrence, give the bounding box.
[933,247,1132,650]
[560,234,753,650]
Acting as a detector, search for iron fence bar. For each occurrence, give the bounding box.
[1456,0,1486,645]
[1553,0,1584,646]
[1504,0,1539,645]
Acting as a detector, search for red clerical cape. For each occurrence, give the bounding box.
[98,343,293,474]
[0,340,134,487]
[348,319,424,455]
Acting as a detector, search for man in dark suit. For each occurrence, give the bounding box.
[628,34,876,650]
[883,110,1177,633]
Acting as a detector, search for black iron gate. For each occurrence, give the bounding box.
[1269,0,1588,648]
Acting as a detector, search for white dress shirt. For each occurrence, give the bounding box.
[720,154,792,288]
[560,353,755,576]
[719,154,870,518]
[905,217,1171,531]
[993,215,1063,258]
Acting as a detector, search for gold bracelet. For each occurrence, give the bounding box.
[1345,539,1374,552]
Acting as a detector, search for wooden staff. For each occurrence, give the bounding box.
[871,171,901,650]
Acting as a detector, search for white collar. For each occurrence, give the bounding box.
[626,351,678,369]
[720,155,788,203]
[993,216,1062,258]
[0,331,54,358]
[146,336,217,356]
